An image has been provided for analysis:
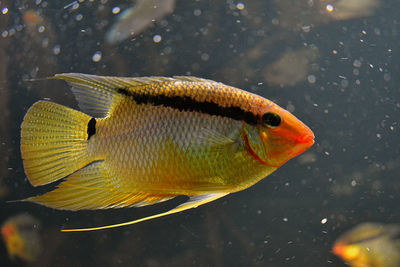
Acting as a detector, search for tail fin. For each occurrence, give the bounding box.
[20,101,94,186]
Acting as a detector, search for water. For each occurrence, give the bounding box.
[0,0,399,266]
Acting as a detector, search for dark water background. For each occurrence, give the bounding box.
[0,0,399,266]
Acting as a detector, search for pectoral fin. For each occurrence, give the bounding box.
[61,192,228,232]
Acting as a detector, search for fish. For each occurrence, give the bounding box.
[105,0,176,44]
[20,73,314,231]
[333,222,400,267]
[1,214,42,262]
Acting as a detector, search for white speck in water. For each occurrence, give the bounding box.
[1,30,8,38]
[283,217,288,222]
[286,102,295,113]
[236,3,245,10]
[8,28,15,36]
[41,37,49,48]
[341,79,349,88]
[353,59,362,68]
[326,4,334,12]
[383,73,391,82]
[301,25,311,33]
[92,51,102,62]
[201,53,209,61]
[2,7,8,14]
[163,46,172,54]
[376,133,381,139]
[321,218,327,224]
[351,180,357,187]
[38,25,45,33]
[193,9,202,16]
[75,14,83,21]
[307,75,316,84]
[112,7,120,14]
[369,63,374,69]
[153,34,162,43]
[53,45,61,55]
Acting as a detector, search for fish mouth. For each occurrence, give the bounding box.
[297,132,315,147]
[288,130,314,158]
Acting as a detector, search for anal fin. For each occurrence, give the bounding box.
[27,161,174,211]
[61,192,228,232]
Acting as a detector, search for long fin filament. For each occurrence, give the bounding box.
[61,193,228,232]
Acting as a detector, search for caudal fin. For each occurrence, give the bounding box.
[20,101,94,186]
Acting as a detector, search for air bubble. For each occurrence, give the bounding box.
[153,34,162,43]
[38,25,45,33]
[92,51,102,62]
[307,75,316,84]
[193,9,201,16]
[236,3,245,10]
[112,7,120,14]
[353,59,362,68]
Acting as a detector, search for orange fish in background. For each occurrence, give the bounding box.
[20,73,314,231]
[333,222,400,267]
[1,214,42,262]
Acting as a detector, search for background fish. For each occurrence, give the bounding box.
[333,222,400,267]
[20,73,314,231]
[1,213,42,262]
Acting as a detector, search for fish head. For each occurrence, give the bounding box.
[1,223,26,260]
[244,103,314,167]
[1,223,16,241]
[333,243,362,263]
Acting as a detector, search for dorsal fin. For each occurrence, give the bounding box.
[51,73,216,118]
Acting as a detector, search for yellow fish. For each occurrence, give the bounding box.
[20,73,314,231]
[333,223,400,267]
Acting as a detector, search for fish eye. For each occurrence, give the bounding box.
[262,112,281,128]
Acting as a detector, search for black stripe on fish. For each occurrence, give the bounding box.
[117,88,258,125]
[87,118,96,140]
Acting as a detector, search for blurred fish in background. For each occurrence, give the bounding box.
[1,214,42,262]
[263,46,319,87]
[20,8,59,79]
[217,0,381,89]
[333,222,400,267]
[276,0,381,31]
[105,0,176,44]
[324,0,381,20]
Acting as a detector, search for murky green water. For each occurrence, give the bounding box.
[0,0,399,266]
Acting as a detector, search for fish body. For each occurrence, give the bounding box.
[20,73,314,231]
[333,223,400,267]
